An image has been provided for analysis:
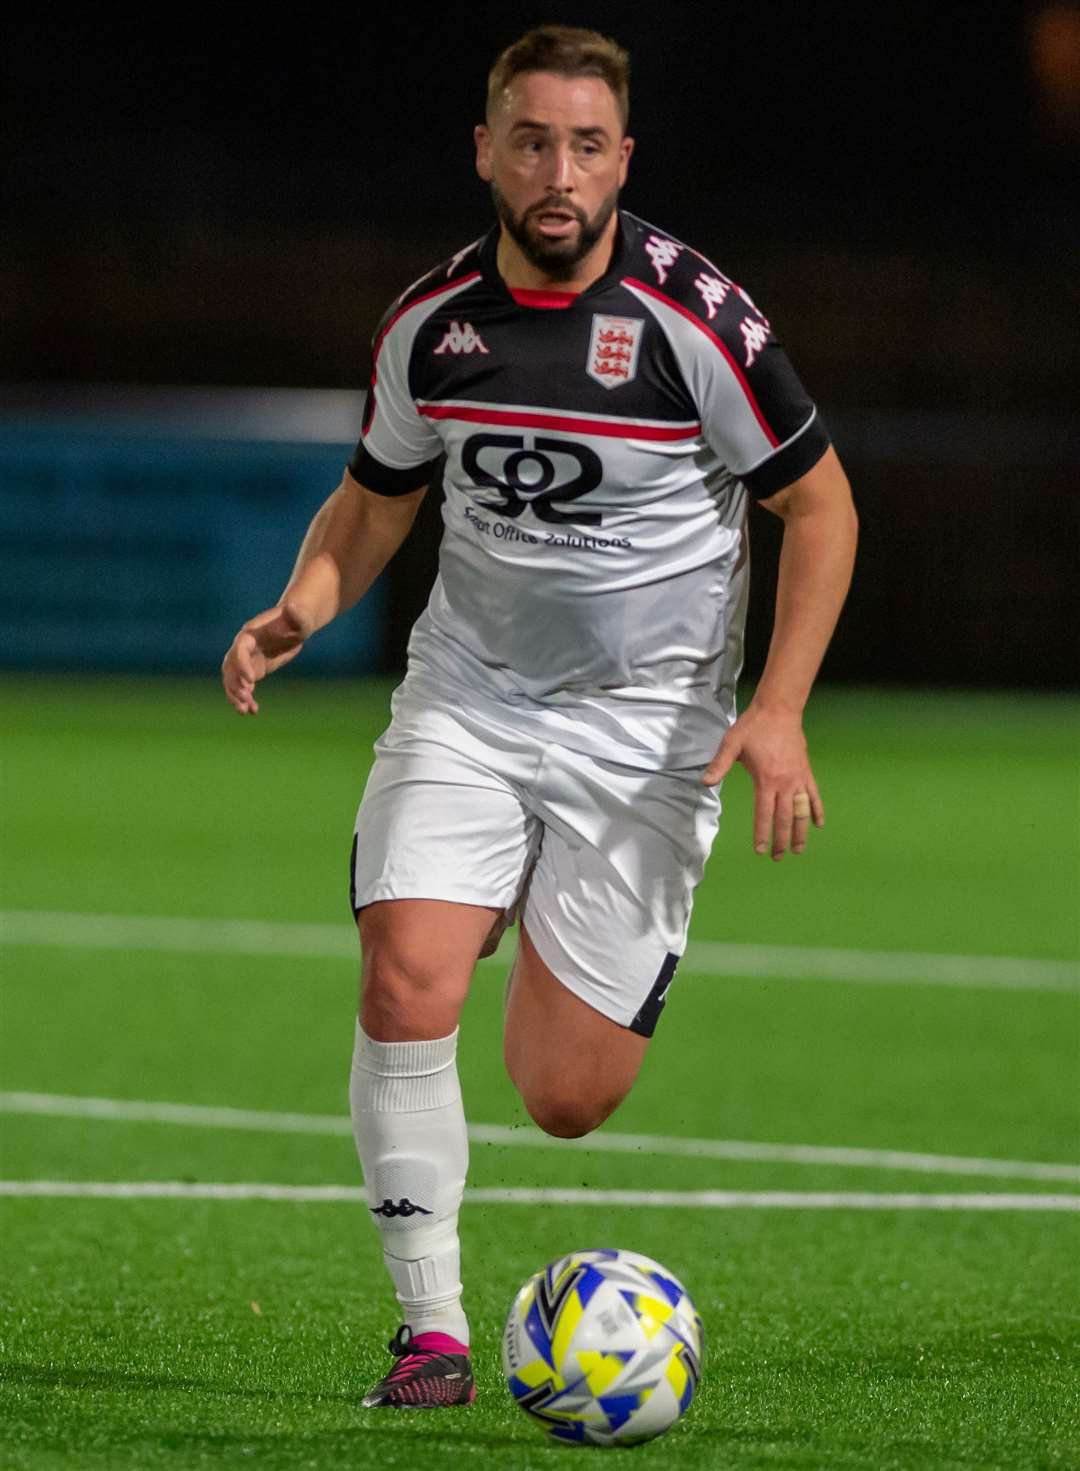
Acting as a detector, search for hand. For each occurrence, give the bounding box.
[221,604,309,715]
[703,704,825,859]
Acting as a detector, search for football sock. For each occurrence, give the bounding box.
[349,1021,470,1348]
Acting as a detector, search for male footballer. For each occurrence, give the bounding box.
[222,25,857,1408]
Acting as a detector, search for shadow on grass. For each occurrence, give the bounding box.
[158,1426,554,1455]
[0,1361,548,1455]
[0,1361,356,1408]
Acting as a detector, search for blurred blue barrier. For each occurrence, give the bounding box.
[0,387,382,673]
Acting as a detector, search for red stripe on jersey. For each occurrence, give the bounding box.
[417,403,702,442]
[624,277,779,448]
[509,287,579,308]
[363,271,483,439]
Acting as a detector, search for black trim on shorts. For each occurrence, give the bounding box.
[629,952,680,1037]
[348,832,359,920]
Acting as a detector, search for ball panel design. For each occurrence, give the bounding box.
[502,1247,703,1446]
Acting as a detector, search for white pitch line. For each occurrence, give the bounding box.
[683,941,1079,992]
[0,1092,355,1137]
[473,1189,1080,1212]
[0,911,357,962]
[1,909,1077,992]
[467,1125,1080,1185]
[0,1181,1077,1211]
[3,1092,1079,1185]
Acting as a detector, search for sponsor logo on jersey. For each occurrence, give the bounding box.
[434,321,490,355]
[462,432,604,524]
[586,314,644,389]
[645,234,684,284]
[740,316,770,367]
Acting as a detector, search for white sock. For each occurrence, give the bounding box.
[349,1021,470,1346]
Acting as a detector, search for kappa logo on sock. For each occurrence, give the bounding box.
[371,1198,434,1219]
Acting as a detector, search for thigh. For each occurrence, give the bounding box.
[358,897,500,1041]
[503,922,650,1133]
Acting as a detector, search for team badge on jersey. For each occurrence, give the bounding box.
[586,314,644,389]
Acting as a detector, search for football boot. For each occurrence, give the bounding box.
[360,1323,476,1408]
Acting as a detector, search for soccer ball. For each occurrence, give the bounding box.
[501,1247,704,1447]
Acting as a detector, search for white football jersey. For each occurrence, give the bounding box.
[350,211,830,768]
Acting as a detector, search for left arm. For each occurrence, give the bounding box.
[703,444,858,858]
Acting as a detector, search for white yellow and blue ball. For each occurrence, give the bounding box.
[501,1247,704,1447]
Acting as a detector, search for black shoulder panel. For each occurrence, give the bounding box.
[372,235,488,345]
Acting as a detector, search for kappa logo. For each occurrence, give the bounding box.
[370,1198,433,1219]
[645,234,684,284]
[434,321,490,355]
[694,273,731,320]
[740,316,770,367]
[694,269,772,332]
[586,313,644,389]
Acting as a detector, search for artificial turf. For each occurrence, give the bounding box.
[1,677,1078,1469]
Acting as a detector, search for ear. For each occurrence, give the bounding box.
[475,124,493,183]
[617,135,634,189]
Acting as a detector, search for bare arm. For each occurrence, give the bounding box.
[703,444,858,857]
[221,468,428,714]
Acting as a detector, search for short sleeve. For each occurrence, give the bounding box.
[348,305,443,496]
[628,270,830,498]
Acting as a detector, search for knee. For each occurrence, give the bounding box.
[358,918,464,1039]
[505,1035,629,1139]
[519,1084,624,1140]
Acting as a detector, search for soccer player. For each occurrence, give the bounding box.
[222,25,857,1409]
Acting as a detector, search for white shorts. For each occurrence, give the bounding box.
[349,692,720,1036]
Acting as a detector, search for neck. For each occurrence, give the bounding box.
[495,212,619,294]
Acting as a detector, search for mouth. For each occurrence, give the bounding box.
[531,208,580,238]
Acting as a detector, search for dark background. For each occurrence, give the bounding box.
[4,1,1078,684]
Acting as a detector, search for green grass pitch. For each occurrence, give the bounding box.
[1,676,1078,1469]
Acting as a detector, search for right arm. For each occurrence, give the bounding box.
[221,468,427,714]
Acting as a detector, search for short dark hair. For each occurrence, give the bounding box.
[486,25,630,131]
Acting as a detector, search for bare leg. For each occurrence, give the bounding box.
[503,924,649,1138]
[358,897,499,1039]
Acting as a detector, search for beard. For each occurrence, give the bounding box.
[491,181,620,282]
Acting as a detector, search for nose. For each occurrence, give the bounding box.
[547,144,575,195]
